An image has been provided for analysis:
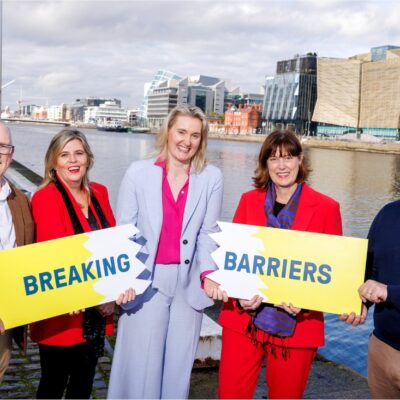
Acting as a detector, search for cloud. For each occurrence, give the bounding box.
[2,0,400,109]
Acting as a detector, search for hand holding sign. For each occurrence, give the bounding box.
[208,221,368,315]
[0,224,150,329]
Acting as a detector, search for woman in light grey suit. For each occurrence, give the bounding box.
[108,105,226,399]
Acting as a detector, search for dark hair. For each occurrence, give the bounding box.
[253,130,310,188]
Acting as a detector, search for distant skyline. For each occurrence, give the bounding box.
[2,0,400,110]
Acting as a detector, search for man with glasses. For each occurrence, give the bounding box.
[0,122,34,382]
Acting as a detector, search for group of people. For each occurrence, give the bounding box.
[0,104,398,399]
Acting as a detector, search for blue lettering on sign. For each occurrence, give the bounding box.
[224,251,237,270]
[252,255,265,275]
[23,253,132,296]
[318,264,332,284]
[222,251,332,285]
[237,254,250,273]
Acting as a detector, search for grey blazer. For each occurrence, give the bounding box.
[116,158,223,310]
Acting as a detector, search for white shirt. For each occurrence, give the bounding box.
[0,178,17,250]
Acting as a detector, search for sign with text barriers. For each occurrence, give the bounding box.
[0,224,151,329]
[208,222,368,315]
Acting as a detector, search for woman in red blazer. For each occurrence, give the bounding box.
[218,130,342,399]
[30,129,133,399]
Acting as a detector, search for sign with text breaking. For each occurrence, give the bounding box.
[0,224,150,329]
[208,222,367,315]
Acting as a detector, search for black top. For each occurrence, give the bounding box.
[86,208,100,231]
[273,201,286,217]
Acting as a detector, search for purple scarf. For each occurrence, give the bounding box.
[264,180,303,229]
[252,181,303,338]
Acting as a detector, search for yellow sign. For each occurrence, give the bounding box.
[0,225,150,329]
[209,222,367,315]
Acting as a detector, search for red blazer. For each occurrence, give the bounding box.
[30,181,116,346]
[218,183,342,348]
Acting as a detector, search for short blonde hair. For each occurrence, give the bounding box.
[41,129,94,193]
[155,105,209,172]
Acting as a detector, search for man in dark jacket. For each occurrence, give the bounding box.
[358,202,400,399]
[0,122,34,382]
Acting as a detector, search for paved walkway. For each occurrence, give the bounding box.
[0,339,371,399]
[0,339,111,399]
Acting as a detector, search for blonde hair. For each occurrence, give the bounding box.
[155,105,209,172]
[41,129,94,193]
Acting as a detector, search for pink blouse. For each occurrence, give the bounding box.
[154,159,189,264]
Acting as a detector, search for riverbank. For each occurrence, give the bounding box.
[208,132,400,155]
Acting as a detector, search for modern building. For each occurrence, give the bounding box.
[262,53,318,134]
[127,108,140,125]
[313,45,400,139]
[140,69,183,119]
[20,104,38,117]
[84,101,127,124]
[186,75,225,115]
[71,97,122,122]
[146,79,186,127]
[47,104,68,121]
[145,73,227,128]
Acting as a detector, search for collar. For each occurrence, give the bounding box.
[154,157,167,170]
[154,157,191,175]
[0,178,12,201]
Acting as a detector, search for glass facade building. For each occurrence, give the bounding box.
[262,54,317,133]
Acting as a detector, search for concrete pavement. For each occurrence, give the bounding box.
[0,337,371,399]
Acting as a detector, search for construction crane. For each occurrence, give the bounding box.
[1,79,15,90]
[17,87,49,116]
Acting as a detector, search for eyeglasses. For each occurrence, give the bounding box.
[0,144,14,155]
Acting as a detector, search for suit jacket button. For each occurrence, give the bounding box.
[184,259,190,264]
[183,239,188,245]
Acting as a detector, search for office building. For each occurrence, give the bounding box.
[262,53,317,133]
[313,45,400,138]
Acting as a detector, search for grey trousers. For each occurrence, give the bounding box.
[108,264,203,399]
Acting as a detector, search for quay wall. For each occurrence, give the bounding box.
[207,133,400,155]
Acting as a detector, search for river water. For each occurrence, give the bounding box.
[8,122,400,377]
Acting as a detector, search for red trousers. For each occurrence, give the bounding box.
[218,328,316,399]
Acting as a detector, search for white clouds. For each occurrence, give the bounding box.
[1,0,400,109]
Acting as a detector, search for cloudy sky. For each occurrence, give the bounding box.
[1,0,400,110]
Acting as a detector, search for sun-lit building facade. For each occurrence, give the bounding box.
[313,45,400,138]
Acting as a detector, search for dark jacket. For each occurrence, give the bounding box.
[6,181,35,351]
[367,200,400,350]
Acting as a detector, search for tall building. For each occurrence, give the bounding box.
[186,75,225,115]
[262,53,317,133]
[313,45,400,138]
[140,69,183,119]
[145,72,227,128]
[147,79,182,127]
